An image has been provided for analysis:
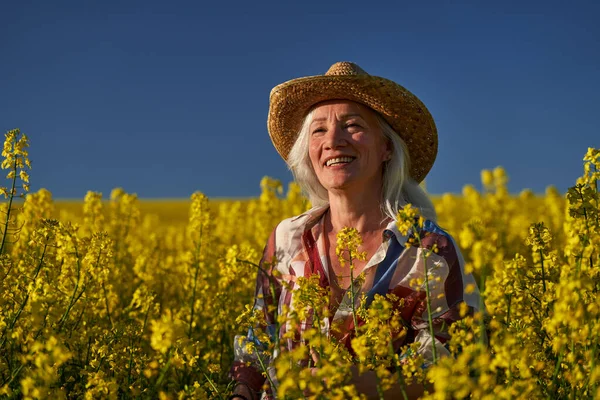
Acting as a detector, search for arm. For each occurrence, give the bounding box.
[408,229,480,358]
[355,229,480,399]
[230,227,282,398]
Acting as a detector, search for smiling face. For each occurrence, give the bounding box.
[308,100,392,195]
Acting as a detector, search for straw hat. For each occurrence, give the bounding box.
[267,61,438,183]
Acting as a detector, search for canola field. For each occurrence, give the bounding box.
[0,129,599,399]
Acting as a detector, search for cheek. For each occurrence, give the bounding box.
[362,142,388,168]
[373,138,390,160]
[308,142,321,167]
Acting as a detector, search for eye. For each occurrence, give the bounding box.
[345,122,362,130]
[311,127,326,135]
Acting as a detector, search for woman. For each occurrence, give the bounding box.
[230,62,481,399]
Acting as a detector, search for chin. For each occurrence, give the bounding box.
[322,174,381,193]
[323,180,355,192]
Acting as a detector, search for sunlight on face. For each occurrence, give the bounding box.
[308,100,392,194]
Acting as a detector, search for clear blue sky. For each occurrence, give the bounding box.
[2,0,598,198]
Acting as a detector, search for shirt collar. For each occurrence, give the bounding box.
[291,204,329,226]
[383,219,409,247]
[294,204,410,247]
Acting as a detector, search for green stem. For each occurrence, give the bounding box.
[309,300,325,365]
[528,304,550,344]
[539,248,546,293]
[127,336,135,385]
[349,263,359,337]
[410,226,438,364]
[0,159,18,255]
[85,336,92,366]
[590,340,597,396]
[4,363,24,389]
[505,294,511,327]
[389,342,409,400]
[0,240,48,349]
[232,258,283,395]
[236,258,282,350]
[189,223,204,338]
[155,349,173,388]
[479,266,487,346]
[407,223,439,364]
[578,190,593,271]
[254,341,277,392]
[204,372,224,400]
[422,246,438,363]
[376,379,385,400]
[594,164,599,227]
[57,235,84,332]
[101,282,113,329]
[550,349,563,398]
[94,243,113,329]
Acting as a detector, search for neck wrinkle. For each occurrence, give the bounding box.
[326,194,388,236]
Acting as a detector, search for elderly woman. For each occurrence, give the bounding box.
[230,62,480,400]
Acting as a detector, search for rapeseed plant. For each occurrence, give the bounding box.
[0,127,598,399]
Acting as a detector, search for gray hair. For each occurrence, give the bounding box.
[286,107,437,222]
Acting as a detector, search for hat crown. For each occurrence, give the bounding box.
[268,61,438,183]
[325,61,368,76]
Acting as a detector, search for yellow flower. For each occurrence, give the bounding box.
[396,203,421,236]
[336,227,367,267]
[0,133,597,400]
[481,169,493,188]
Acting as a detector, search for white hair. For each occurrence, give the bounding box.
[286,106,437,222]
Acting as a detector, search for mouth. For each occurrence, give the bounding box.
[324,156,356,167]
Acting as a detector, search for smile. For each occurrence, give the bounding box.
[324,156,356,167]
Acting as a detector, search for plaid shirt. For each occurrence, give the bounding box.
[231,205,481,397]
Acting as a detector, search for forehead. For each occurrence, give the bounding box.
[310,100,379,122]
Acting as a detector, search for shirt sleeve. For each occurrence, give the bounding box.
[230,226,282,393]
[402,228,481,366]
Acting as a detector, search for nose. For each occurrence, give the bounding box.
[323,124,347,150]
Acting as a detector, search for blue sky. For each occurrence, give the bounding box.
[1,0,598,198]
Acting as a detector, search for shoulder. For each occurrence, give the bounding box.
[265,206,328,269]
[419,220,454,245]
[416,220,462,266]
[392,218,457,252]
[417,220,481,308]
[273,205,326,238]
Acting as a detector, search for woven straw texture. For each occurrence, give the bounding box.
[267,61,438,183]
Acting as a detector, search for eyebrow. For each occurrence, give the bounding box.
[310,113,364,125]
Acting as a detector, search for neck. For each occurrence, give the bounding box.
[325,183,388,235]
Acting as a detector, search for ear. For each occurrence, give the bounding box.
[383,139,393,161]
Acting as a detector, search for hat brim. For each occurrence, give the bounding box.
[268,74,437,183]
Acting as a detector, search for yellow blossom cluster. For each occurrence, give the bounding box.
[0,127,598,399]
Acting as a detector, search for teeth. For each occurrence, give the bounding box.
[326,157,354,167]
